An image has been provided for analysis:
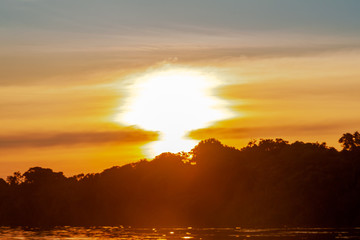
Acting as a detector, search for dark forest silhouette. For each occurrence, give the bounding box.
[1,131,360,227]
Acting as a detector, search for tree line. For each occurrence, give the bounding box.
[1,132,360,227]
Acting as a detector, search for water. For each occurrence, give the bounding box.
[1,227,360,240]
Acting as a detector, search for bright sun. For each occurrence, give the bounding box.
[117,66,231,156]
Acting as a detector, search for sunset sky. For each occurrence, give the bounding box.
[1,0,360,178]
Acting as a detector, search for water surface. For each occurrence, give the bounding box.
[1,227,360,240]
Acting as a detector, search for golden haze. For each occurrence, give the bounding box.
[1,46,360,178]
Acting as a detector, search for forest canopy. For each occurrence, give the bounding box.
[1,131,360,227]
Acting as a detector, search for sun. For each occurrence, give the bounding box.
[117,65,231,156]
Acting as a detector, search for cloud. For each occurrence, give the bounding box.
[1,43,360,86]
[0,128,159,149]
[188,123,348,140]
[171,44,360,62]
[219,79,360,101]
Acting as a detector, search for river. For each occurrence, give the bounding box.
[1,227,359,239]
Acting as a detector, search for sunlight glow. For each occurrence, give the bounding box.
[117,66,232,156]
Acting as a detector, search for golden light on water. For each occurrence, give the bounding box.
[117,66,233,156]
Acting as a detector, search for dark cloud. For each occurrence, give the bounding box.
[0,128,159,148]
[188,123,348,140]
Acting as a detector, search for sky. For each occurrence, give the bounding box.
[1,0,360,178]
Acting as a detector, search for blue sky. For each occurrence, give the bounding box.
[1,0,360,43]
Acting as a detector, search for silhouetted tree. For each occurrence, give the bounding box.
[6,171,23,186]
[1,132,360,227]
[22,167,66,185]
[0,178,7,188]
[339,131,360,151]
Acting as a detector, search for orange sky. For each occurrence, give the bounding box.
[1,0,360,178]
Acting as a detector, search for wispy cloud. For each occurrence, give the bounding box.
[1,43,360,86]
[188,123,351,141]
[0,128,159,148]
[219,78,360,101]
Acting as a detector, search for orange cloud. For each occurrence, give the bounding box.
[0,128,158,149]
[188,123,348,141]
